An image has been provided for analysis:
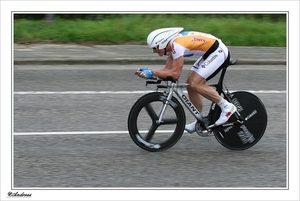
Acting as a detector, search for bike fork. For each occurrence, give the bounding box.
[156,83,175,124]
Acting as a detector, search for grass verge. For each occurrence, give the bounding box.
[14,14,286,46]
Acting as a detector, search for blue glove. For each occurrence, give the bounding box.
[136,67,154,79]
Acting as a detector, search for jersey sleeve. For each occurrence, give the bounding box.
[171,41,187,60]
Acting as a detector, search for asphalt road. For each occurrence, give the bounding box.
[13,64,287,189]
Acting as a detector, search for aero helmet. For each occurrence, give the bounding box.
[147,27,184,49]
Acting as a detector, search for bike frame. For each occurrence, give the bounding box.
[158,81,204,121]
[129,59,266,151]
[153,66,243,129]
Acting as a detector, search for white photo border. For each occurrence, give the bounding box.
[1,1,299,201]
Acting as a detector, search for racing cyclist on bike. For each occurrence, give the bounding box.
[136,27,237,133]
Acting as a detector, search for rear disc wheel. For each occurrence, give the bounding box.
[212,91,267,150]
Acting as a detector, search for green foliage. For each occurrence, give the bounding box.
[14,14,286,46]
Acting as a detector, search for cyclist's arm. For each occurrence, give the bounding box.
[153,55,184,80]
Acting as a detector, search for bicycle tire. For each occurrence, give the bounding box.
[211,91,268,150]
[128,92,186,152]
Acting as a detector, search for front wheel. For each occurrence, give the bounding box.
[211,91,268,150]
[128,92,186,152]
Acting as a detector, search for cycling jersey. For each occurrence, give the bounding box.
[167,31,229,80]
[168,31,222,59]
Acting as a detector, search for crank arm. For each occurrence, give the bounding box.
[206,120,244,130]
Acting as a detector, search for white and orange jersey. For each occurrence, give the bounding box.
[167,31,222,59]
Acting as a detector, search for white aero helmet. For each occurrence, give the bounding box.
[147,27,184,49]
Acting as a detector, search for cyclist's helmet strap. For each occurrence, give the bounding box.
[147,27,184,49]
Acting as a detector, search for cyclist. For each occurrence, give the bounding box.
[136,27,237,133]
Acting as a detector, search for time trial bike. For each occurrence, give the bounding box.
[128,59,268,152]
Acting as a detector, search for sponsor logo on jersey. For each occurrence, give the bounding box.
[202,55,218,68]
[191,37,206,43]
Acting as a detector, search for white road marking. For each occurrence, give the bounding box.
[14,130,177,136]
[14,90,286,95]
[13,90,286,136]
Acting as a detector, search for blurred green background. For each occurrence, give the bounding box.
[14,14,286,47]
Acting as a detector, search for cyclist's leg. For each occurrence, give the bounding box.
[186,43,236,127]
[185,71,220,133]
[185,61,222,132]
[187,71,220,102]
[186,73,204,113]
[185,85,204,133]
